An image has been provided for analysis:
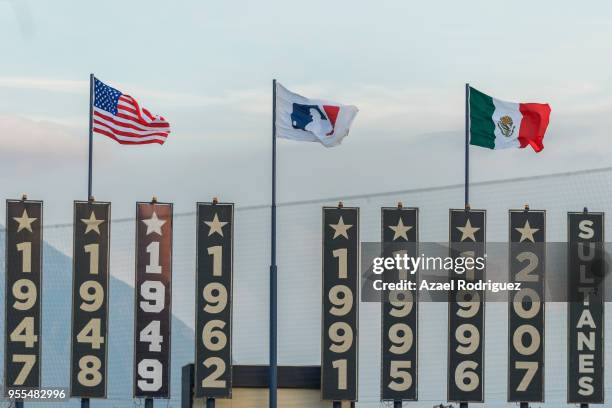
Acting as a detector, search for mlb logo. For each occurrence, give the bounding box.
[275,82,357,146]
[291,103,339,137]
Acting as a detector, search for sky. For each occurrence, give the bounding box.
[2,2,612,406]
[1,0,612,225]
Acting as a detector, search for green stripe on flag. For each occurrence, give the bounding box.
[469,87,496,149]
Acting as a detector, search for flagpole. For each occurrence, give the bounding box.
[464,83,470,208]
[83,73,94,408]
[269,78,278,408]
[88,73,94,199]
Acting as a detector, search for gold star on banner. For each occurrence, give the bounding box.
[389,218,413,241]
[142,211,166,235]
[13,209,37,233]
[515,220,539,243]
[456,219,480,242]
[81,211,105,235]
[329,216,353,239]
[204,213,228,237]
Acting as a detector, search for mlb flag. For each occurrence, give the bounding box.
[275,82,358,147]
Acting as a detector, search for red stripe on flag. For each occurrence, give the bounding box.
[518,103,551,152]
[113,112,170,128]
[93,119,169,138]
[94,110,169,131]
[92,82,171,145]
[92,127,166,145]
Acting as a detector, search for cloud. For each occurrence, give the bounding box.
[0,77,86,93]
[0,115,110,167]
[2,76,612,153]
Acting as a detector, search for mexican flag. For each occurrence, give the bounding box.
[469,86,551,152]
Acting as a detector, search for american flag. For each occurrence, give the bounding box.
[92,77,171,145]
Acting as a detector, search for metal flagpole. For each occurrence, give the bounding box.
[83,72,95,408]
[464,82,470,208]
[269,78,278,408]
[461,87,471,408]
[88,73,94,199]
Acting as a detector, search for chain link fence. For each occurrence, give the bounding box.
[2,167,612,406]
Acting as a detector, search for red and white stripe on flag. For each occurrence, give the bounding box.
[92,78,171,145]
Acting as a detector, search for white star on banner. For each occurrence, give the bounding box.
[329,216,353,239]
[389,218,413,241]
[515,220,539,243]
[142,211,166,235]
[13,209,37,233]
[204,213,228,237]
[456,219,480,242]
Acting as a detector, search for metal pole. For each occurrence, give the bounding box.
[459,402,468,408]
[580,404,589,408]
[464,82,470,207]
[520,403,529,408]
[332,402,341,408]
[81,398,90,408]
[88,73,94,199]
[15,400,24,408]
[144,398,153,408]
[206,397,215,408]
[393,400,402,408]
[269,78,278,408]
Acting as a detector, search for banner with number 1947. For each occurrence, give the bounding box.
[4,199,43,395]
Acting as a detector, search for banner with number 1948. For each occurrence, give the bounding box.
[70,201,111,398]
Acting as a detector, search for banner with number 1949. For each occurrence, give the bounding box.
[134,201,173,398]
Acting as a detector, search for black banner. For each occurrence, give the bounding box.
[195,202,233,398]
[448,209,485,403]
[70,201,111,398]
[134,202,173,398]
[380,207,418,402]
[4,199,43,394]
[567,211,604,404]
[321,206,359,401]
[508,209,545,402]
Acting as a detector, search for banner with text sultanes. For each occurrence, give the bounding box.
[567,212,604,404]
